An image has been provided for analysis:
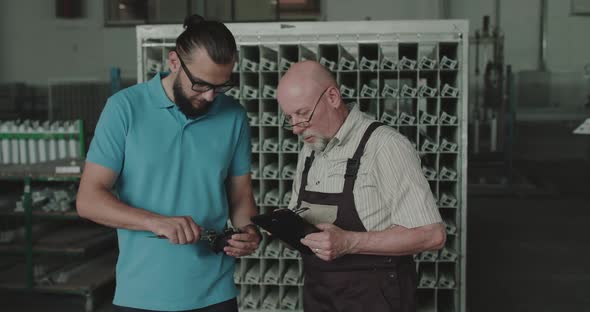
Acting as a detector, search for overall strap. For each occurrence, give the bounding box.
[343,122,383,192]
[296,151,316,207]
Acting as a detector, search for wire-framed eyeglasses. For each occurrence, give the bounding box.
[176,51,234,94]
[282,87,329,130]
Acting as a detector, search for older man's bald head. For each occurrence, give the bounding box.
[276,60,349,146]
[277,60,337,105]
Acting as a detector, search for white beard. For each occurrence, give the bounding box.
[301,130,329,152]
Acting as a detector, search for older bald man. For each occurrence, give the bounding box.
[276,60,446,312]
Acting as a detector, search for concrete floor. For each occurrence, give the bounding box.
[2,160,589,312]
[467,160,590,312]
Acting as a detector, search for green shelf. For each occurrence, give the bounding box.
[0,225,116,256]
[0,133,81,140]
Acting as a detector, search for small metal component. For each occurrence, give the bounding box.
[282,191,292,206]
[148,227,242,254]
[242,85,258,99]
[281,163,297,179]
[262,287,280,309]
[381,84,398,98]
[262,85,277,98]
[440,245,458,261]
[146,59,162,74]
[419,56,437,70]
[339,57,356,70]
[281,287,299,309]
[359,56,378,71]
[419,111,438,125]
[419,269,437,288]
[440,56,458,70]
[262,137,279,152]
[380,111,398,126]
[340,85,355,98]
[251,136,260,152]
[319,57,336,71]
[440,111,458,125]
[282,262,300,285]
[422,166,437,180]
[399,56,417,70]
[244,286,260,308]
[261,112,278,125]
[241,58,259,72]
[399,112,416,125]
[439,166,457,180]
[281,137,298,152]
[400,85,418,97]
[441,84,459,97]
[263,262,280,284]
[380,56,397,70]
[247,112,259,126]
[260,57,277,71]
[279,58,293,71]
[263,162,279,179]
[250,162,260,178]
[421,137,439,153]
[282,244,299,258]
[418,85,437,98]
[264,239,283,257]
[438,271,456,288]
[440,193,458,208]
[360,84,378,98]
[207,228,242,253]
[419,250,438,261]
[264,188,280,205]
[440,138,458,152]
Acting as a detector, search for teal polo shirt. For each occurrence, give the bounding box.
[87,73,251,311]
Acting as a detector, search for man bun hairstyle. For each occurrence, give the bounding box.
[176,14,237,64]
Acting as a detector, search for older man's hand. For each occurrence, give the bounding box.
[300,223,360,261]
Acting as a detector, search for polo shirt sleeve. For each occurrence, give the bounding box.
[375,134,442,228]
[86,97,128,175]
[228,111,251,177]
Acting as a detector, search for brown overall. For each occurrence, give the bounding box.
[297,122,417,312]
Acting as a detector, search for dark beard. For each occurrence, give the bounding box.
[172,78,213,119]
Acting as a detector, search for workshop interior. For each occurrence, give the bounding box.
[1,0,589,312]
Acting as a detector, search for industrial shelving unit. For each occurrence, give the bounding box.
[137,20,468,312]
[0,122,116,312]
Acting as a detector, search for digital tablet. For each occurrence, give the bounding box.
[250,208,321,255]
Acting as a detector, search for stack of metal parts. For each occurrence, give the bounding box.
[0,120,83,165]
[14,186,76,213]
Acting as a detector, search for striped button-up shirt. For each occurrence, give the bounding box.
[288,105,442,231]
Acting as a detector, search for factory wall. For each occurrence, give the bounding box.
[0,0,136,84]
[2,0,590,83]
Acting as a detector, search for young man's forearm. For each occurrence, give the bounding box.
[77,187,160,231]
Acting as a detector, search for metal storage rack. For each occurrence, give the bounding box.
[137,20,468,312]
[0,122,116,312]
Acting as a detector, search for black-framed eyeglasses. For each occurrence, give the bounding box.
[175,51,234,94]
[282,87,329,130]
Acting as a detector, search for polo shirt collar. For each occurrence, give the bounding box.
[148,72,175,109]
